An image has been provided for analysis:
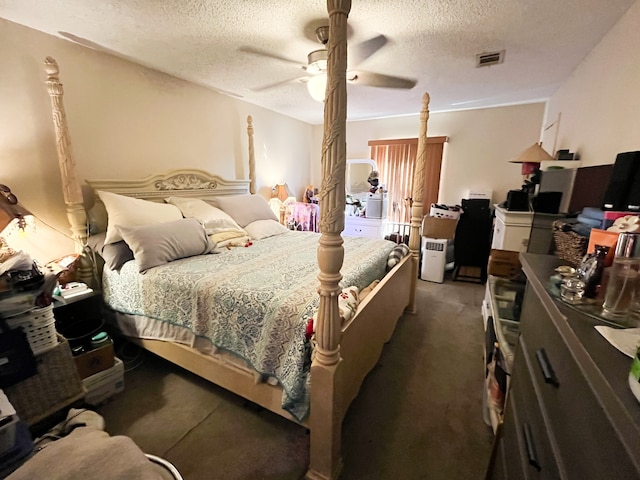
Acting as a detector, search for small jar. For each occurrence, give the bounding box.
[560,276,585,303]
[602,233,640,321]
[90,331,111,350]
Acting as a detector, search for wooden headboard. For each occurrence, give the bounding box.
[83,169,250,235]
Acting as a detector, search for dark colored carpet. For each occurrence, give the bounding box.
[98,276,494,479]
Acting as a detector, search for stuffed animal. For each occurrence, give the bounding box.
[367,170,380,193]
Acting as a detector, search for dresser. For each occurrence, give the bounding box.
[492,206,534,252]
[486,253,640,479]
[343,216,386,239]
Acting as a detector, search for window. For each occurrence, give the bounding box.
[369,136,447,230]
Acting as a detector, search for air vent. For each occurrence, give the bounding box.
[476,50,505,67]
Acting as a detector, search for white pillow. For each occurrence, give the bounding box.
[208,194,278,227]
[98,190,183,245]
[165,197,246,235]
[244,219,289,240]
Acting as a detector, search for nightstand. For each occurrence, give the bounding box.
[53,291,103,346]
[53,291,114,378]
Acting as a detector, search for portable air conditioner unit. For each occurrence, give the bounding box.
[420,237,448,283]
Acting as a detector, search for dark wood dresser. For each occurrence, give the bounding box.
[486,253,640,480]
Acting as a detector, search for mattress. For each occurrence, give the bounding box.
[102,231,396,420]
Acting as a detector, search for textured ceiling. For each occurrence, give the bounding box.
[1,0,636,124]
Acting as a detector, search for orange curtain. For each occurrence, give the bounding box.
[369,141,418,225]
[369,137,448,225]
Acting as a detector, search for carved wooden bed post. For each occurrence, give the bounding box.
[44,57,93,281]
[307,0,350,479]
[407,93,430,313]
[247,115,256,194]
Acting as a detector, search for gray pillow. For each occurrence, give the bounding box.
[103,241,135,271]
[87,232,134,271]
[209,194,277,228]
[116,218,215,273]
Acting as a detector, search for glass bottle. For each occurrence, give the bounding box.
[602,233,640,321]
[580,244,609,299]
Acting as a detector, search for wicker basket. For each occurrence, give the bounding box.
[552,220,588,267]
[4,335,84,426]
[5,305,57,355]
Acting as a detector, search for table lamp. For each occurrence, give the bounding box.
[0,184,34,238]
[269,183,296,224]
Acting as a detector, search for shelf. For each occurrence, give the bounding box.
[540,160,581,171]
[487,275,526,371]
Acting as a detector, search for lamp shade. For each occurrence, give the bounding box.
[509,143,554,164]
[0,185,33,235]
[307,74,327,102]
[273,183,294,203]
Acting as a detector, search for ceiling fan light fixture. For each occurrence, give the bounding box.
[307,73,327,102]
[306,49,328,75]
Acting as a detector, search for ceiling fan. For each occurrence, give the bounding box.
[240,26,417,101]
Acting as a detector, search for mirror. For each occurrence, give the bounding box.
[346,159,377,198]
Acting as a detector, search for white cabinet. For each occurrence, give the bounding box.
[343,216,386,239]
[491,206,534,252]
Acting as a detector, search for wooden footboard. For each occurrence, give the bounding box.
[339,254,412,415]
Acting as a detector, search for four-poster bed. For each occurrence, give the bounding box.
[43,1,430,478]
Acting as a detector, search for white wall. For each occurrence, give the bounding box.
[0,19,314,262]
[311,102,546,207]
[543,0,640,167]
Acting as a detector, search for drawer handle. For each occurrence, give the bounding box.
[523,423,541,471]
[536,348,559,387]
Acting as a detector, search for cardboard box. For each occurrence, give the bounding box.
[83,357,124,406]
[74,342,115,379]
[422,216,458,239]
[487,249,522,278]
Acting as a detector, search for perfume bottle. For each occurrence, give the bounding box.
[579,244,609,298]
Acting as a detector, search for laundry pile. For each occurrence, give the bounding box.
[570,208,640,237]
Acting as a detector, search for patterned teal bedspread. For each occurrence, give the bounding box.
[103,231,396,421]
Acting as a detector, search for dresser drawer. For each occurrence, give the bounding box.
[492,218,506,250]
[511,340,562,480]
[499,395,528,480]
[343,224,380,238]
[519,286,638,479]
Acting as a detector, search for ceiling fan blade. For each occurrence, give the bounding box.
[238,46,304,68]
[251,76,309,92]
[349,34,388,66]
[348,71,417,89]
